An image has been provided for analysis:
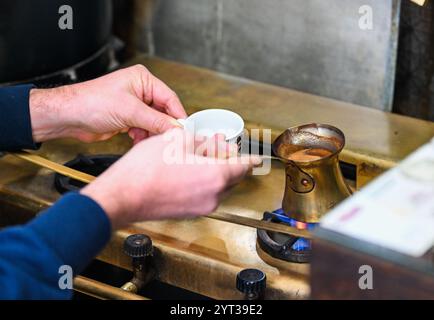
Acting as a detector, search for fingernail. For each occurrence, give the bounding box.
[171,119,184,128]
[250,156,263,167]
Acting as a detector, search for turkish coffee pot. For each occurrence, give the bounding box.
[272,123,352,223]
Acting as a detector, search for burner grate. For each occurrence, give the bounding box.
[257,209,317,264]
[54,154,120,194]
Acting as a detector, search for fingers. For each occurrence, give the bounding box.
[221,155,263,186]
[130,65,186,130]
[128,128,149,145]
[206,134,238,159]
[149,74,187,119]
[213,134,238,158]
[188,133,238,158]
[130,99,183,134]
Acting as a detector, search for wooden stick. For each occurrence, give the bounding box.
[9,151,312,239]
[259,154,282,161]
[12,151,96,184]
[208,211,311,239]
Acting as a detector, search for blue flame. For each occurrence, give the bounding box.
[272,208,317,251]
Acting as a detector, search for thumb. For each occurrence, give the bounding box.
[130,100,183,134]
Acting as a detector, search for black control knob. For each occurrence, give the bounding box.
[236,268,266,300]
[123,234,153,258]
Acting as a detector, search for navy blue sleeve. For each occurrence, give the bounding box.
[0,192,111,299]
[0,84,40,150]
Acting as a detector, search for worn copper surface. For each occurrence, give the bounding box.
[74,276,148,300]
[273,124,352,223]
[0,56,433,299]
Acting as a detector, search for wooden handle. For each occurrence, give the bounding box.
[9,150,312,239]
[12,151,95,184]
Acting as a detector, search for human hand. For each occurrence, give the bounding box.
[29,65,186,144]
[80,128,261,230]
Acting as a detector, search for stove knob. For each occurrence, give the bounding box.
[123,234,153,258]
[236,268,266,300]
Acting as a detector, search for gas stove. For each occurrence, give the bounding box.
[52,154,318,269]
[0,56,428,300]
[45,146,319,299]
[54,154,121,193]
[2,138,309,299]
[257,209,317,264]
[0,123,384,299]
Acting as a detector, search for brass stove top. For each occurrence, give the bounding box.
[0,55,433,299]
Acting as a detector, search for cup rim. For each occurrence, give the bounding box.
[184,108,245,140]
[272,123,346,164]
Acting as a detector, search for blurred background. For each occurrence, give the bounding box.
[1,0,433,121]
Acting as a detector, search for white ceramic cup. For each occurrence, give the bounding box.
[177,109,244,151]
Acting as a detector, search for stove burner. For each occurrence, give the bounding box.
[257,209,317,264]
[54,154,121,194]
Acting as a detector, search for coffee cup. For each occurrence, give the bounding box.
[177,109,244,151]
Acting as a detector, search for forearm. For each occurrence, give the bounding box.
[29,86,77,143]
[0,84,78,150]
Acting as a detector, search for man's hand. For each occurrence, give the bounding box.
[28,66,261,229]
[80,129,261,230]
[29,65,186,144]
